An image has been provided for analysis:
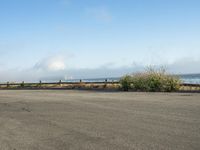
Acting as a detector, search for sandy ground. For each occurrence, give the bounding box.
[0,90,199,150]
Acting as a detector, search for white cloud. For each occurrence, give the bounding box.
[48,61,65,71]
[34,56,66,71]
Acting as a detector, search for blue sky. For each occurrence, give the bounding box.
[0,0,200,81]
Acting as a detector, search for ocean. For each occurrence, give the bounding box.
[179,74,200,84]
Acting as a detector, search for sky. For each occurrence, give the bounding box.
[0,0,200,82]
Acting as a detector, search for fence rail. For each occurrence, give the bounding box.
[180,83,200,87]
[0,80,118,86]
[1,81,200,86]
[0,80,200,92]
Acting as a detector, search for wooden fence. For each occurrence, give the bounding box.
[0,80,119,90]
[0,80,200,92]
[0,80,116,86]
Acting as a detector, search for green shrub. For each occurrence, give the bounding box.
[120,68,180,92]
[119,75,132,91]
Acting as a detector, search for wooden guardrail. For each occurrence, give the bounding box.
[0,80,118,86]
[0,81,200,86]
[0,81,199,86]
[0,80,119,90]
[0,80,200,91]
[180,83,200,87]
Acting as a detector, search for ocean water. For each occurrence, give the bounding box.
[180,74,200,84]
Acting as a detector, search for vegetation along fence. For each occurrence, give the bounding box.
[0,80,200,92]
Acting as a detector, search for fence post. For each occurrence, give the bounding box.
[104,79,108,89]
[39,80,42,87]
[7,82,9,88]
[21,81,25,87]
[59,80,62,86]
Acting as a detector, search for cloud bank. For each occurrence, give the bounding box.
[0,56,200,82]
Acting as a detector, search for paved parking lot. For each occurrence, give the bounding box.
[0,90,199,150]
